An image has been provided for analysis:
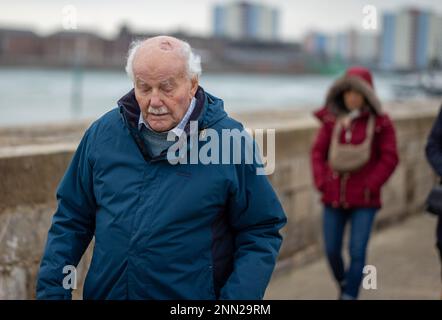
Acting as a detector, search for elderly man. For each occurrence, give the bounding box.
[36,36,286,300]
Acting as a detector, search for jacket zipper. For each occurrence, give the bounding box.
[340,173,350,206]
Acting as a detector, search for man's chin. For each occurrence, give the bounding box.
[148,121,174,133]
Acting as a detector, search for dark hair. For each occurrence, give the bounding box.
[337,88,369,113]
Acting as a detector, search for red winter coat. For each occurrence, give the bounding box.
[311,67,399,209]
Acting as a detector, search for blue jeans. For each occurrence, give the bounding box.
[323,206,377,299]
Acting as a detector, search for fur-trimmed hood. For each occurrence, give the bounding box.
[320,66,382,120]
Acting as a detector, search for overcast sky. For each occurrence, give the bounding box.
[1,0,442,41]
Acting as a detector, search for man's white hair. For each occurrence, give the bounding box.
[125,37,202,82]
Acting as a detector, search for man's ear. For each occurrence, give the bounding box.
[190,77,199,97]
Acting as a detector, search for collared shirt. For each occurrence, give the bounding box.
[137,97,196,157]
[138,97,196,136]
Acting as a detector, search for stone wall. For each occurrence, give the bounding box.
[0,103,440,299]
[0,144,91,300]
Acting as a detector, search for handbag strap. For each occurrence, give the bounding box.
[364,115,375,145]
[332,114,375,145]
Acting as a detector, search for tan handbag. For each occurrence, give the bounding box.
[328,116,375,173]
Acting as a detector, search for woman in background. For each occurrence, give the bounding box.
[311,66,399,299]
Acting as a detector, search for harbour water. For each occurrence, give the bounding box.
[0,67,429,127]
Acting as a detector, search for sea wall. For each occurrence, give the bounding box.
[0,100,440,299]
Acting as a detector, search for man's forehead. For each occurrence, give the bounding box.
[133,39,186,81]
[133,61,186,84]
[135,76,177,85]
[134,59,185,81]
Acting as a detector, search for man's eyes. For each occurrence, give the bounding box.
[137,84,151,92]
[137,84,174,93]
[161,84,174,92]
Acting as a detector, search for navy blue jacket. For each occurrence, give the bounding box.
[36,87,287,300]
[426,105,442,177]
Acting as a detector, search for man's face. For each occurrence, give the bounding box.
[133,46,198,132]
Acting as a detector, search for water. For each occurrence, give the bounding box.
[0,67,408,127]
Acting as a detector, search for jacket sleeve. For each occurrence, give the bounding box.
[311,122,332,192]
[425,106,442,177]
[220,138,287,300]
[365,115,399,192]
[36,128,97,300]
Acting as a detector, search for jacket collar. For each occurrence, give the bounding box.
[118,86,227,162]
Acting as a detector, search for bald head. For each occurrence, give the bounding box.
[134,36,184,63]
[125,36,202,82]
[145,35,180,51]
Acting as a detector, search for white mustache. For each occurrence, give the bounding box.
[148,106,168,115]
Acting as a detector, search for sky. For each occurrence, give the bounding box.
[1,0,442,41]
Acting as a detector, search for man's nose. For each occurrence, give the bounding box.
[150,91,162,107]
